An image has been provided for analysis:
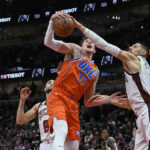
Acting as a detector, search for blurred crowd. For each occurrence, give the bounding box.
[0,81,38,100]
[0,89,136,150]
[0,101,40,150]
[79,105,135,150]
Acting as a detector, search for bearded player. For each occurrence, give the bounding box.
[16,80,55,150]
[73,15,150,150]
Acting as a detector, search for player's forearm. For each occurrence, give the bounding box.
[44,20,63,51]
[85,95,109,107]
[112,98,132,109]
[82,28,121,57]
[16,100,26,125]
[74,20,86,33]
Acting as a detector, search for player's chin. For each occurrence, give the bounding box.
[87,51,94,55]
[87,48,94,52]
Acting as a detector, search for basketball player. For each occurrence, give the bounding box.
[72,17,150,150]
[101,129,119,150]
[44,12,129,150]
[16,80,55,150]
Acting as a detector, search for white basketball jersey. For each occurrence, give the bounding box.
[124,56,150,116]
[38,101,54,142]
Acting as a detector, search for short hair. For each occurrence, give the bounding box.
[138,42,149,58]
[46,79,54,83]
[80,36,88,46]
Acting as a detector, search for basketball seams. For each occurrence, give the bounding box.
[52,17,74,37]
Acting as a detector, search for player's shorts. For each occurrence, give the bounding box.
[39,142,53,150]
[134,106,150,150]
[47,90,80,142]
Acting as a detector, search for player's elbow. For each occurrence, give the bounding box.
[44,39,50,47]
[16,119,24,125]
[84,99,92,107]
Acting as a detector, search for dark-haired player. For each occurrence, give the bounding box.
[73,17,150,150]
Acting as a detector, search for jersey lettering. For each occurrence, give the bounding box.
[77,72,87,85]
[43,120,49,133]
[78,60,96,79]
[125,75,128,82]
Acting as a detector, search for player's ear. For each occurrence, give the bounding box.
[142,50,148,58]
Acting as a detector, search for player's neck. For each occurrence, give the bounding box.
[87,54,93,61]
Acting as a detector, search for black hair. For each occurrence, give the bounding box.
[79,36,88,46]
[138,42,149,58]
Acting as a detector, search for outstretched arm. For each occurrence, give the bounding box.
[72,18,121,58]
[88,92,131,109]
[85,94,110,107]
[16,87,40,125]
[72,17,140,73]
[44,12,73,54]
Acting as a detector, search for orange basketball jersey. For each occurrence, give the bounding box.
[47,55,99,141]
[52,55,99,101]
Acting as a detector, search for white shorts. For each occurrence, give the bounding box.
[40,142,53,150]
[39,137,79,150]
[134,109,150,150]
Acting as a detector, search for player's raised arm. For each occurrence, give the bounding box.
[16,87,39,125]
[44,12,73,54]
[71,17,142,71]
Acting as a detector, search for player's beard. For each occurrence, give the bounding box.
[46,88,52,94]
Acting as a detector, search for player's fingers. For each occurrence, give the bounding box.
[27,88,31,94]
[58,11,68,16]
[62,12,70,17]
[56,14,64,19]
[21,87,30,93]
[119,94,127,98]
[57,12,67,18]
[27,90,32,95]
[112,91,121,96]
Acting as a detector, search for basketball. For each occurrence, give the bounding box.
[52,17,74,37]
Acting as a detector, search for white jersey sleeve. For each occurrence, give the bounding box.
[124,56,150,116]
[38,101,54,142]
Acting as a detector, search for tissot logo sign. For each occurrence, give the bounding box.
[0,72,25,80]
[0,17,11,23]
[55,7,78,14]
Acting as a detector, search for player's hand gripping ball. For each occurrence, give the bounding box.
[52,17,74,37]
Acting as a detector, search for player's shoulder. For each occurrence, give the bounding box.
[34,102,41,110]
[38,101,46,108]
[119,50,139,61]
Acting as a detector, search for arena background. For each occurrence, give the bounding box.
[0,0,150,149]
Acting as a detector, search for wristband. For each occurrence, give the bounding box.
[108,96,111,104]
